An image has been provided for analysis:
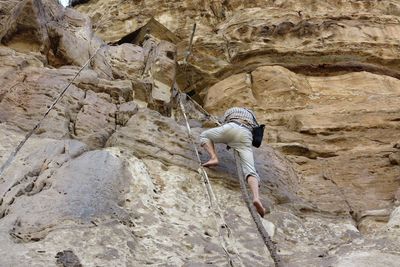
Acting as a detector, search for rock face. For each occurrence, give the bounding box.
[205,66,400,215]
[0,0,399,266]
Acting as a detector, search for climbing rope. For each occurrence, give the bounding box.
[180,22,283,267]
[0,44,105,179]
[181,94,283,266]
[182,97,283,266]
[178,96,244,267]
[174,23,245,267]
[183,23,196,66]
[233,150,283,266]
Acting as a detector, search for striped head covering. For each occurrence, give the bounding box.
[222,107,258,128]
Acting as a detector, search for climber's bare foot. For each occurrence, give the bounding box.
[253,199,266,218]
[202,158,219,167]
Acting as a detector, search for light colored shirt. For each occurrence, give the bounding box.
[222,107,258,128]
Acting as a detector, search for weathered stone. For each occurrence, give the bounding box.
[1,0,400,266]
[107,43,145,80]
[106,107,299,203]
[73,90,117,148]
[142,36,176,114]
[0,0,50,54]
[116,17,181,46]
[0,66,85,139]
[55,250,82,267]
[74,70,133,101]
[389,152,400,165]
[116,101,139,126]
[387,206,400,229]
[0,140,130,238]
[334,251,400,267]
[204,66,400,215]
[204,72,256,111]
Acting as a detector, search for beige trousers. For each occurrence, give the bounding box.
[199,122,260,182]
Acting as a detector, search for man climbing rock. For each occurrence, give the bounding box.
[199,107,267,217]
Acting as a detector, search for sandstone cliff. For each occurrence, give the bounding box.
[0,0,399,266]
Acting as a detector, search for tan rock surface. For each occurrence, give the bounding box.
[0,0,399,266]
[75,0,400,91]
[205,66,400,224]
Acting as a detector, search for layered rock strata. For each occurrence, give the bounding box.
[0,0,399,266]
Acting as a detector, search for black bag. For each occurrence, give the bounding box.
[252,124,265,148]
[246,109,265,148]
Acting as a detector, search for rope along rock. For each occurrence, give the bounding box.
[181,21,283,267]
[0,44,105,179]
[183,95,283,267]
[179,96,244,267]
